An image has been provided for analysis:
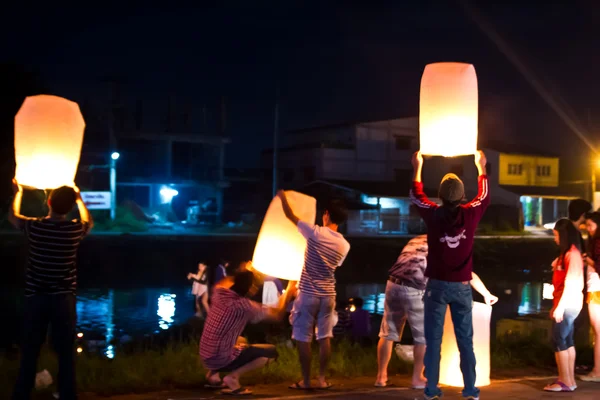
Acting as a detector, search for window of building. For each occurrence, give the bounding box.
[536,165,551,177]
[508,164,523,175]
[395,136,412,150]
[450,164,464,176]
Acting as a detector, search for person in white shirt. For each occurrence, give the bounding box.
[581,212,600,382]
[277,191,350,390]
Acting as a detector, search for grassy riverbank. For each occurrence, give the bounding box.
[1,334,592,398]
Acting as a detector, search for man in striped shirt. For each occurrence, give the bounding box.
[9,180,93,400]
[277,191,350,390]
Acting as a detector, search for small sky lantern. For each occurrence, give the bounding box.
[14,95,85,190]
[419,62,478,157]
[439,302,491,387]
[252,191,316,281]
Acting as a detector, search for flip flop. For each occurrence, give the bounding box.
[316,382,333,390]
[374,380,390,388]
[221,387,253,396]
[580,374,600,382]
[543,381,573,392]
[412,385,426,390]
[289,382,312,390]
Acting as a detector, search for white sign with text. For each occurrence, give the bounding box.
[81,191,111,210]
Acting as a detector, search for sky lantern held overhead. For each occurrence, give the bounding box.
[252,191,316,281]
[439,302,491,387]
[14,95,85,190]
[419,62,478,157]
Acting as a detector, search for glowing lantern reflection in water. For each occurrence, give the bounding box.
[439,302,491,387]
[252,191,316,281]
[14,95,85,189]
[419,62,478,157]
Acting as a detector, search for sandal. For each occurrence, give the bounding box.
[222,387,253,396]
[289,382,312,390]
[317,382,333,390]
[543,381,573,392]
[204,382,227,389]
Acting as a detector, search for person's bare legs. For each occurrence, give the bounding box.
[375,338,393,385]
[222,357,271,391]
[205,370,221,385]
[412,344,427,387]
[296,341,312,388]
[588,303,600,376]
[567,346,576,386]
[318,338,331,387]
[546,350,573,389]
[201,292,210,315]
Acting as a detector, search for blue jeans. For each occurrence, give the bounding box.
[424,279,479,399]
[552,308,581,352]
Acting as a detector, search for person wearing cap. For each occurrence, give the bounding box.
[409,150,489,400]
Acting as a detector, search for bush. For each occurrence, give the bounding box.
[91,207,148,233]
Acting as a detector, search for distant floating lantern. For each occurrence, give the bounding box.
[439,302,491,387]
[419,62,478,157]
[252,191,316,281]
[14,95,85,190]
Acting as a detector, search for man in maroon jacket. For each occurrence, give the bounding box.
[410,150,489,400]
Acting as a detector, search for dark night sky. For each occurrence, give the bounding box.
[2,1,599,172]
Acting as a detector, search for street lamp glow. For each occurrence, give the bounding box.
[111,152,120,160]
[160,186,179,203]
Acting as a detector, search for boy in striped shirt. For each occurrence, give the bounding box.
[277,191,350,390]
[9,180,93,400]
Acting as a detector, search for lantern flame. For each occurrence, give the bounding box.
[252,191,316,281]
[14,95,85,190]
[439,302,491,387]
[419,62,478,157]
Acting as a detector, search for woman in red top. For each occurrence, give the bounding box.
[544,219,584,392]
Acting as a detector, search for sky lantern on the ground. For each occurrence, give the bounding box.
[14,95,85,190]
[439,302,491,387]
[419,62,478,157]
[252,191,316,281]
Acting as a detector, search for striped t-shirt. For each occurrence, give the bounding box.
[297,221,350,297]
[23,218,90,297]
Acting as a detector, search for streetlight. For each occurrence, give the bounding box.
[110,152,120,220]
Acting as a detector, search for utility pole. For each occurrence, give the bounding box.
[272,85,280,198]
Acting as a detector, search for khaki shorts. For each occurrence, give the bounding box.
[290,292,336,342]
[379,280,425,344]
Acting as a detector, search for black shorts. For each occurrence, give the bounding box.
[216,344,278,372]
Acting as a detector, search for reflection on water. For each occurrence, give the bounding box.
[75,288,194,358]
[68,278,552,359]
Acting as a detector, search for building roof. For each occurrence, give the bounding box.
[286,115,417,135]
[499,185,583,199]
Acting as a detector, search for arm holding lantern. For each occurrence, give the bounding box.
[465,151,490,218]
[262,280,298,321]
[470,272,498,306]
[73,186,94,231]
[277,190,300,226]
[410,152,438,219]
[8,179,36,230]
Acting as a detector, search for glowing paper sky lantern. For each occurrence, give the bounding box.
[14,95,85,190]
[439,302,491,387]
[252,191,316,281]
[419,62,478,157]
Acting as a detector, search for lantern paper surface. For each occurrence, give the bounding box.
[252,191,317,281]
[14,95,85,189]
[439,302,491,387]
[419,62,478,157]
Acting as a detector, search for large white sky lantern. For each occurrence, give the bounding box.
[14,95,85,190]
[419,62,478,157]
[252,191,316,281]
[439,302,491,387]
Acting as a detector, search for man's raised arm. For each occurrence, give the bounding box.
[277,190,300,226]
[8,180,34,230]
[409,152,437,218]
[73,186,94,231]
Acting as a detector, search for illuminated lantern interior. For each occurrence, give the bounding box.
[252,191,316,281]
[419,62,478,157]
[14,95,85,189]
[439,302,491,387]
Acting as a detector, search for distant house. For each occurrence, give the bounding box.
[263,117,583,233]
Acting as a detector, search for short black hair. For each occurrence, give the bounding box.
[230,270,255,297]
[352,297,364,308]
[48,186,77,215]
[325,199,348,225]
[568,199,592,222]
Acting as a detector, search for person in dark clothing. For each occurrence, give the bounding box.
[410,151,489,400]
[9,180,93,400]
